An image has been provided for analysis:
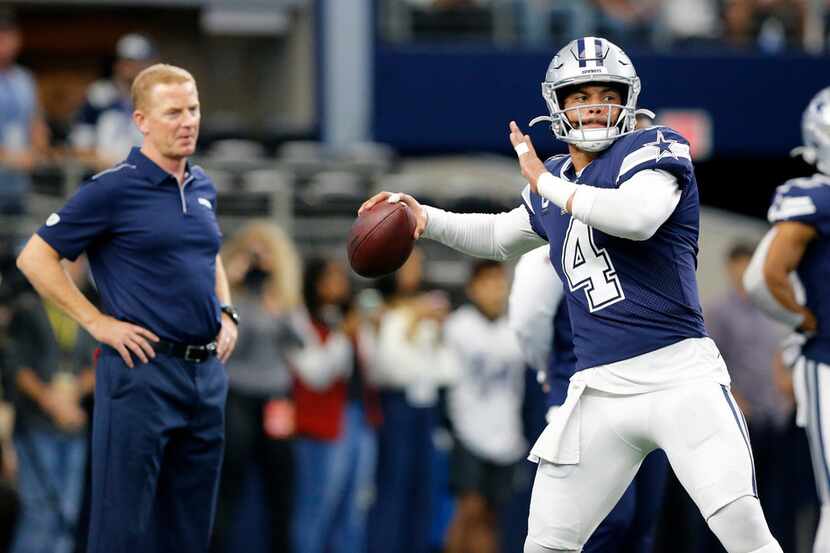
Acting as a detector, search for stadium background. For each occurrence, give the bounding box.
[0,0,824,552]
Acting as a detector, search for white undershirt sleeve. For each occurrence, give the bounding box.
[538,169,682,241]
[743,226,806,329]
[422,205,547,260]
[508,246,563,373]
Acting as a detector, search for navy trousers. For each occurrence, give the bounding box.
[368,392,434,553]
[584,450,669,553]
[87,349,227,553]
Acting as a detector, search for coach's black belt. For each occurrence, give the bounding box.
[155,339,217,363]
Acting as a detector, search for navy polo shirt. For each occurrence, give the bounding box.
[37,147,223,344]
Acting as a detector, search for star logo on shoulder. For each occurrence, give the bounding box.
[644,130,679,162]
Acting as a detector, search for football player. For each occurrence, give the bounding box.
[360,37,782,553]
[743,86,830,553]
[509,246,668,553]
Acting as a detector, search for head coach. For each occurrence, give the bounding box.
[16,63,239,552]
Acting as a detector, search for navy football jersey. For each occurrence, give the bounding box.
[522,126,707,370]
[546,299,577,407]
[768,174,830,363]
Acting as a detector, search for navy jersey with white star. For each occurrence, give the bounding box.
[547,299,577,406]
[522,127,707,370]
[768,173,830,363]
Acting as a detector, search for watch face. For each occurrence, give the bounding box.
[222,306,239,324]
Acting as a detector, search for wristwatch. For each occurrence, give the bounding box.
[220,304,240,326]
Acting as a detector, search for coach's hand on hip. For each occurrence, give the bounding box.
[216,312,238,363]
[88,314,160,368]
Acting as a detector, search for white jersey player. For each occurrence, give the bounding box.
[445,264,527,467]
[359,37,782,553]
[444,260,527,553]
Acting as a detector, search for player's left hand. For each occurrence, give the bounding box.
[216,313,238,363]
[509,121,547,193]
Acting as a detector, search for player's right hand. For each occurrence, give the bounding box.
[509,121,547,193]
[359,191,427,239]
[88,315,159,368]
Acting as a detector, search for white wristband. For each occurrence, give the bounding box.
[536,172,577,211]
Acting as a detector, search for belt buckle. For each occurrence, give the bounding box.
[184,345,205,363]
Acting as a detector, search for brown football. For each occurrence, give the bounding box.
[348,200,416,278]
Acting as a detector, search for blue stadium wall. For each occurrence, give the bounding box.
[373,45,830,157]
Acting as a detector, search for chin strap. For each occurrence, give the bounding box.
[529,115,553,127]
[791,145,830,176]
[791,145,817,164]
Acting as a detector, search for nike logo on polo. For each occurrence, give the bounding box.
[198,198,212,209]
[46,213,60,226]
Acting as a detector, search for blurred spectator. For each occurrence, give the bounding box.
[210,221,304,553]
[0,289,20,553]
[6,257,96,553]
[70,33,158,171]
[707,243,791,434]
[389,0,814,52]
[0,433,16,551]
[699,242,795,552]
[755,0,804,52]
[444,260,525,553]
[368,248,457,553]
[518,0,596,46]
[722,0,759,49]
[594,0,660,46]
[656,0,720,48]
[0,9,48,214]
[291,257,381,553]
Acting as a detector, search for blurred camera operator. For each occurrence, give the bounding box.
[211,221,303,553]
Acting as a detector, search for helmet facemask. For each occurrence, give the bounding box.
[529,37,651,153]
[544,80,635,153]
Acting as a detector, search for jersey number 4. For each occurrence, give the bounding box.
[562,219,625,312]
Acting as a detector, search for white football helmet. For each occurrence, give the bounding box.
[793,87,830,175]
[530,37,653,152]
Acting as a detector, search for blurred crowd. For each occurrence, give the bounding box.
[394,0,811,53]
[0,7,159,217]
